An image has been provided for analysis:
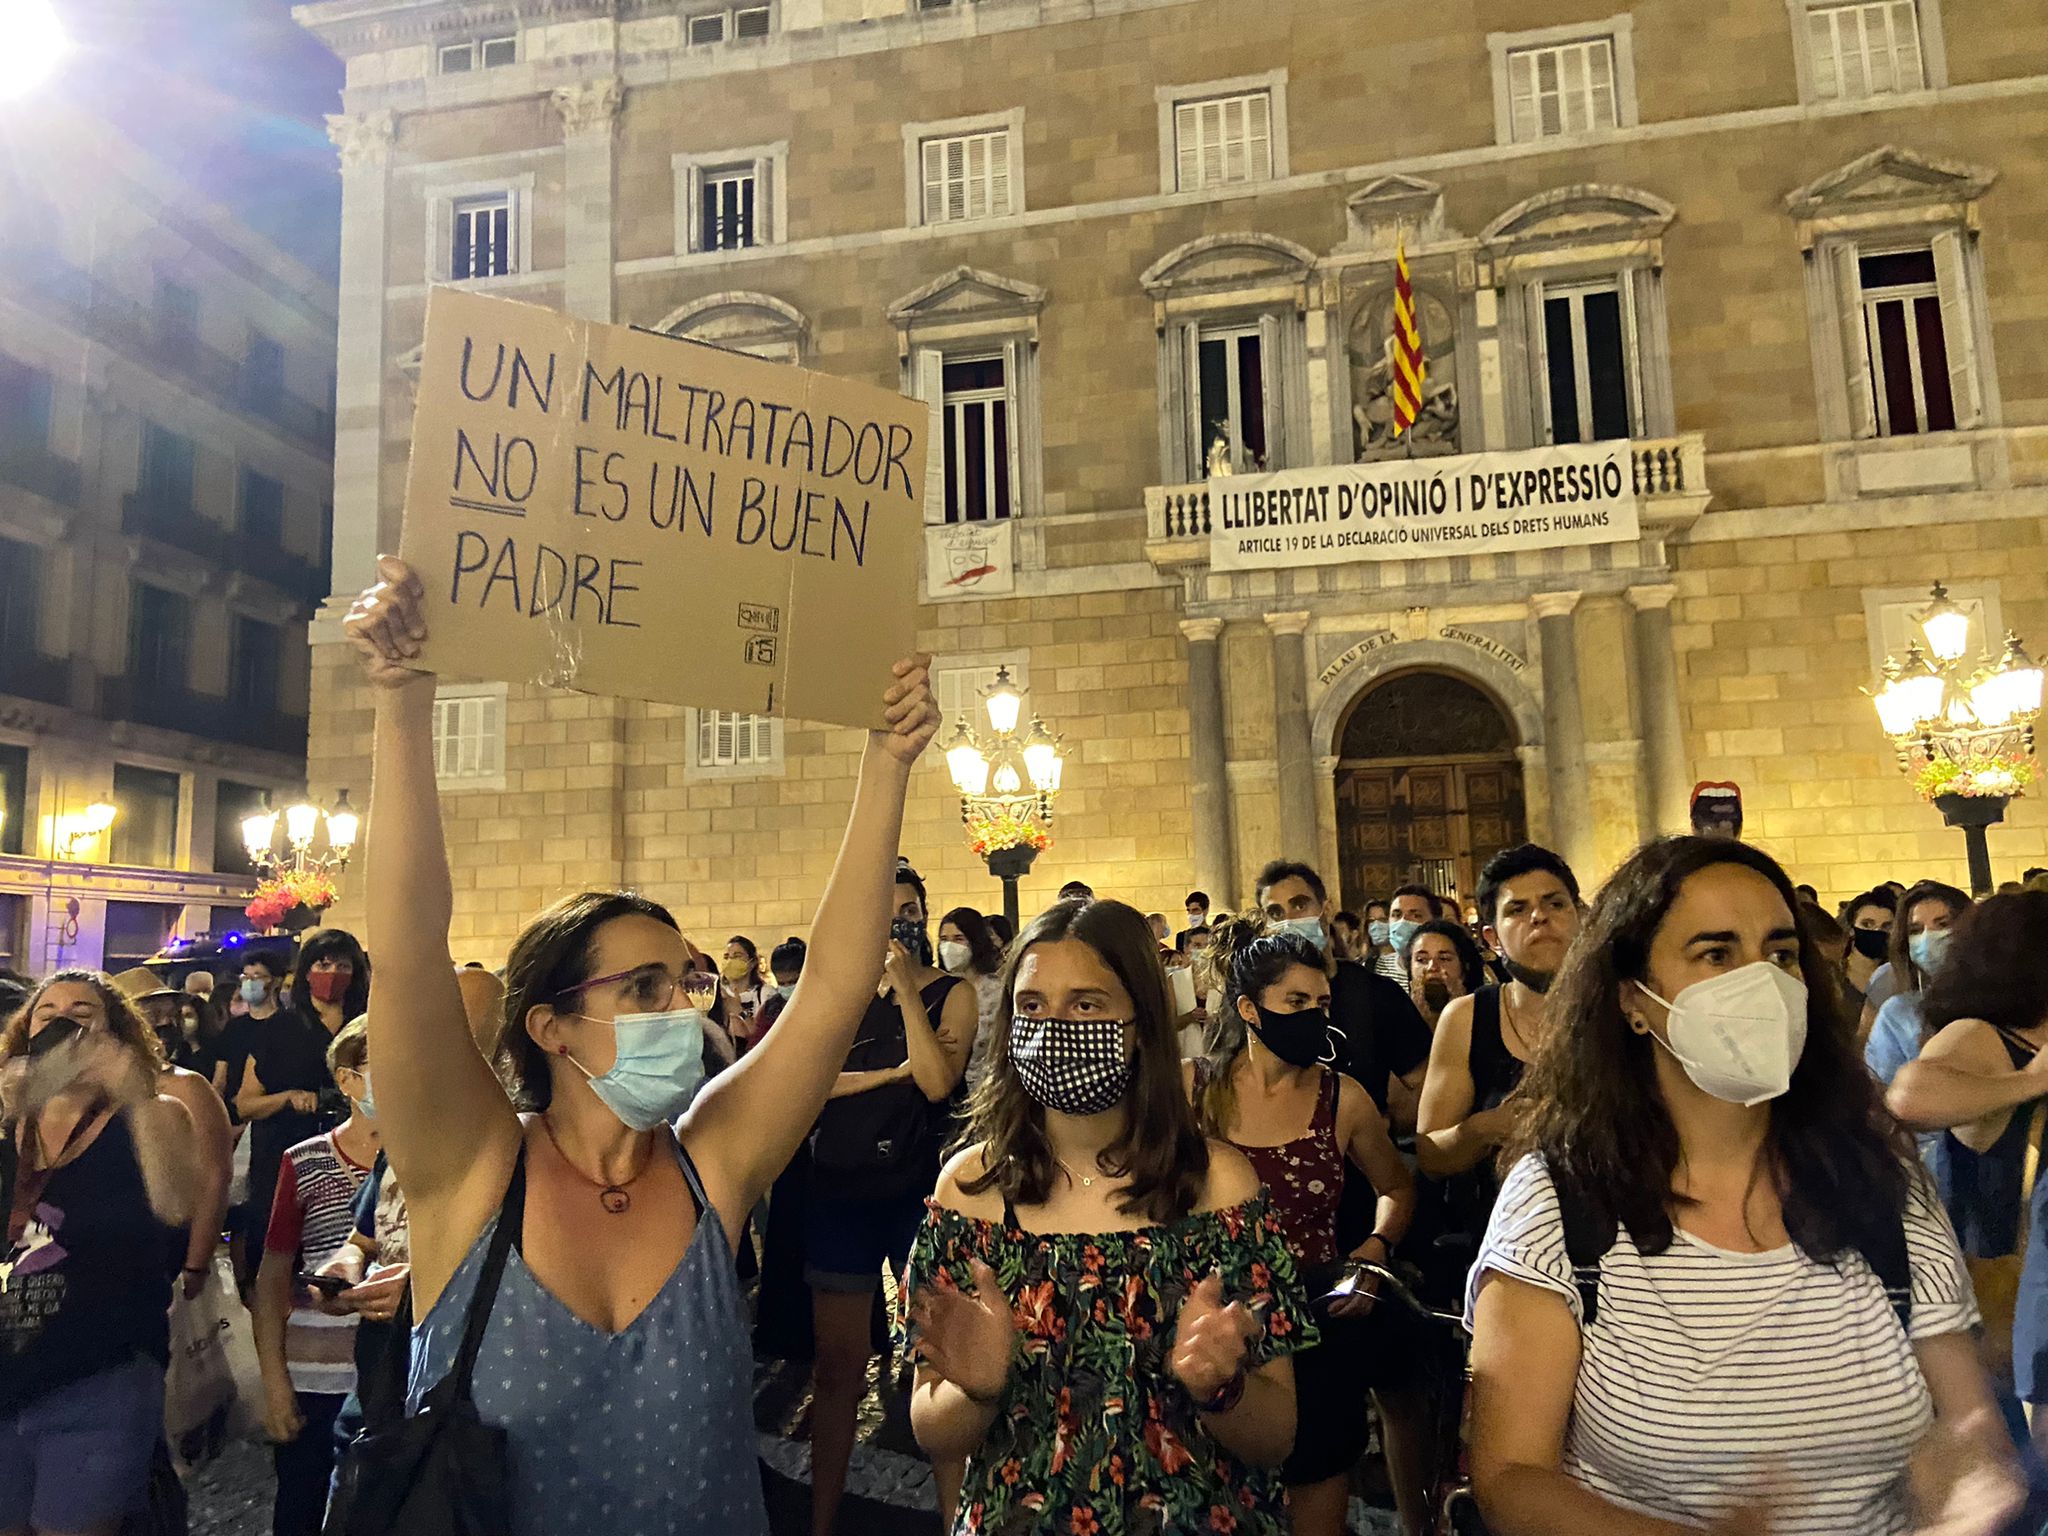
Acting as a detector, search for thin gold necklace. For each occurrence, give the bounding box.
[1053,1153,1100,1189]
[540,1115,651,1215]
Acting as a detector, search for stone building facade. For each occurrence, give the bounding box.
[298,0,2048,960]
[0,107,335,972]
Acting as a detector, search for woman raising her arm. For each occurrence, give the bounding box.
[345,557,937,1536]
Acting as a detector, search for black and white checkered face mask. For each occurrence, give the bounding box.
[1009,1014,1135,1116]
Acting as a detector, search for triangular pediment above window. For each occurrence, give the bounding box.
[1782,146,1997,220]
[1139,232,1317,298]
[652,291,810,353]
[885,267,1048,326]
[1341,175,1454,253]
[1481,184,1676,249]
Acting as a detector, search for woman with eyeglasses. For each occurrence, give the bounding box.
[343,558,937,1535]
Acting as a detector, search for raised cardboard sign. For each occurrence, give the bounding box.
[398,288,925,729]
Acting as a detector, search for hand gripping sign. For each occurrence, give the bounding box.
[398,289,925,730]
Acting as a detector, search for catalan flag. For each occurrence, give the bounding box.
[1391,240,1426,438]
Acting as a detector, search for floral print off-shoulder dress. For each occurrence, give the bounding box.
[900,1190,1317,1536]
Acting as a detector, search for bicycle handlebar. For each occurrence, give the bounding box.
[1328,1261,1472,1339]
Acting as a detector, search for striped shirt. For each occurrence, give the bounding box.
[1469,1154,1977,1535]
[265,1131,373,1396]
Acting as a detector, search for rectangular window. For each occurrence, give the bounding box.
[1542,281,1635,444]
[0,744,27,857]
[921,130,1012,224]
[214,779,269,877]
[0,355,52,454]
[734,7,771,38]
[935,656,1032,733]
[689,12,727,43]
[230,617,281,714]
[699,168,757,251]
[239,469,284,545]
[1173,92,1273,191]
[1507,37,1618,142]
[104,901,178,966]
[0,538,40,659]
[1197,326,1268,475]
[941,356,1012,523]
[480,35,517,67]
[438,41,475,72]
[155,279,199,339]
[432,685,506,788]
[110,765,181,870]
[695,710,780,769]
[1810,2,1923,100]
[451,195,512,281]
[244,332,285,401]
[129,584,190,693]
[140,423,196,512]
[1860,248,1956,436]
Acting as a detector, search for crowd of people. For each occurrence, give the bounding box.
[0,553,2044,1536]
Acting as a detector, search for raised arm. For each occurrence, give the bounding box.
[347,560,521,1229]
[685,659,938,1216]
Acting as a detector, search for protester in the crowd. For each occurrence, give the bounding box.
[184,969,216,1003]
[1360,898,1393,973]
[230,947,337,1286]
[113,968,236,1300]
[1416,844,1581,1199]
[1844,887,1899,1027]
[254,1017,378,1536]
[1145,911,1171,947]
[722,936,772,1047]
[809,859,977,1536]
[1057,880,1094,902]
[1192,919,1421,1536]
[903,898,1313,1536]
[1379,884,1439,984]
[941,906,1008,1094]
[1801,901,1857,1026]
[292,927,372,1042]
[749,937,807,1045]
[1885,890,2048,1385]
[1407,916,1486,1032]
[1865,880,1973,1195]
[1796,882,1820,905]
[1862,881,1950,1034]
[346,556,937,1534]
[1329,909,1363,963]
[1179,890,1211,949]
[1467,836,2021,1536]
[0,971,199,1534]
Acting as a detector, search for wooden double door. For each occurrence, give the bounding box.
[1336,756,1526,915]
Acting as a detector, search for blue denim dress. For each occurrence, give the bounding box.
[408,1136,767,1536]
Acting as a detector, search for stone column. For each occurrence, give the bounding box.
[1531,590,1591,872]
[1180,618,1236,904]
[1628,582,1689,836]
[1266,611,1318,861]
[552,79,624,324]
[323,111,397,609]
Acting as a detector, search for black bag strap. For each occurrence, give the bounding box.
[445,1146,528,1403]
[1854,1203,1914,1333]
[1550,1166,1616,1329]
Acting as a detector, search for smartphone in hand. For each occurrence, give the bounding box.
[296,1270,351,1297]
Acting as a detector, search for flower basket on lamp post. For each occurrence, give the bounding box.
[945,667,1066,933]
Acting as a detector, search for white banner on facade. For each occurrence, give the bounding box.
[1207,442,1640,572]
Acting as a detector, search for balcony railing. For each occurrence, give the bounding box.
[0,650,71,708]
[98,675,307,756]
[0,443,81,508]
[1145,433,1711,552]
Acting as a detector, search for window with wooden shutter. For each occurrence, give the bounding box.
[921,130,1011,224]
[1808,1,1923,100]
[1172,92,1272,191]
[431,685,507,789]
[693,711,782,771]
[1505,37,1617,142]
[451,195,513,280]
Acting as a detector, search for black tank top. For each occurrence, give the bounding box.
[1468,986,1527,1112]
[1948,1025,2042,1259]
[0,1110,180,1415]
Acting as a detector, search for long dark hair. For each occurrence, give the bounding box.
[501,891,681,1111]
[1407,917,1486,992]
[959,899,1209,1224]
[1195,916,1324,1139]
[291,927,372,1022]
[1890,880,1969,996]
[939,907,1004,978]
[0,969,165,1078]
[1923,891,2048,1038]
[1506,836,1910,1262]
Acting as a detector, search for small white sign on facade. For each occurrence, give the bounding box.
[1207,442,1641,573]
[925,519,1016,600]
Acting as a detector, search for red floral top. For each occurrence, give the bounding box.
[1204,1066,1345,1267]
[900,1191,1315,1536]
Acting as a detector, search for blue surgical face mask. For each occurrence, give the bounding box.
[1909,928,1952,976]
[239,978,269,1006]
[566,1008,708,1131]
[773,983,796,1001]
[1277,916,1328,954]
[1388,917,1423,952]
[354,1069,376,1120]
[1366,920,1391,947]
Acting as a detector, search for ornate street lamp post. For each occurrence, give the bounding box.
[942,666,1066,932]
[1872,582,2043,896]
[240,792,360,929]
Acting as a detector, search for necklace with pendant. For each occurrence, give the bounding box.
[540,1115,649,1215]
[1054,1154,1099,1189]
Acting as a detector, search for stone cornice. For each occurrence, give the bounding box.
[1529,590,1583,620]
[551,77,624,135]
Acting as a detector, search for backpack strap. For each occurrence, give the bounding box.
[1550,1165,1616,1328]
[1855,1202,1913,1334]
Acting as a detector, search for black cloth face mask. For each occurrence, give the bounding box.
[890,918,933,968]
[25,1017,82,1060]
[1250,1005,1332,1069]
[1851,928,1890,962]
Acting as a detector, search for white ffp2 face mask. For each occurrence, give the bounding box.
[1639,961,1808,1107]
